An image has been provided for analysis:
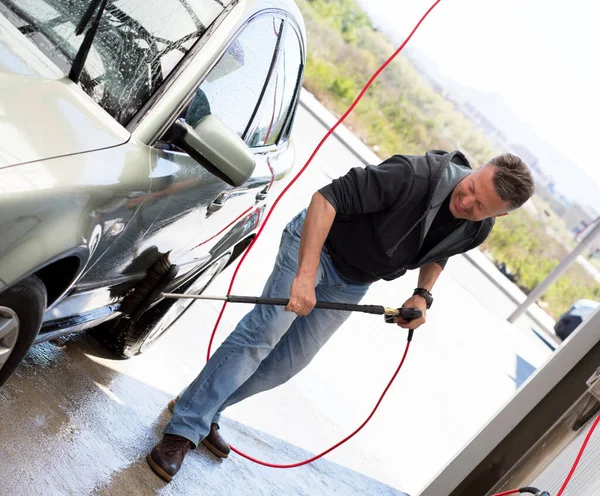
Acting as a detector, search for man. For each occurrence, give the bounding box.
[146,150,534,482]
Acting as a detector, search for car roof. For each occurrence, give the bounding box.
[572,299,599,309]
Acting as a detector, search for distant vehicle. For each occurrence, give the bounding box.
[0,0,306,386]
[554,299,599,340]
[496,262,517,283]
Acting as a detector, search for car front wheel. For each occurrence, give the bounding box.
[0,276,47,387]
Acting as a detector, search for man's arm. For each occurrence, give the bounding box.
[286,192,336,316]
[416,261,443,292]
[394,262,443,329]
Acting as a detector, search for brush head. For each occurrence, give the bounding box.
[119,253,179,321]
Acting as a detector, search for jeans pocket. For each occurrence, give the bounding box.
[319,250,348,289]
[276,230,301,272]
[284,209,307,239]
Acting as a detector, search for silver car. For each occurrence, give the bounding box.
[0,0,306,386]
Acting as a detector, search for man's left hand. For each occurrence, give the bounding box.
[393,294,428,329]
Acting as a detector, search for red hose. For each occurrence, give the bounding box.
[556,412,600,495]
[203,0,444,468]
[230,340,411,467]
[492,413,600,496]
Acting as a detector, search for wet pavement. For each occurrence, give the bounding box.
[0,102,414,496]
[0,102,556,495]
[0,332,405,496]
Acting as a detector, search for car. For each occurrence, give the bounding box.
[0,0,306,386]
[496,262,517,283]
[554,299,599,340]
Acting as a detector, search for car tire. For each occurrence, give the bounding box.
[98,252,231,359]
[0,276,47,387]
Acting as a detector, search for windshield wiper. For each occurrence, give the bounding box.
[68,0,109,83]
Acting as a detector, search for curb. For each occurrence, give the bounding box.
[462,251,559,345]
[299,88,381,166]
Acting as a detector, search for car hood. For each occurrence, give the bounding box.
[0,19,129,168]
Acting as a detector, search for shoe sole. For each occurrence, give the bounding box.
[146,454,173,483]
[168,398,229,459]
[201,439,229,459]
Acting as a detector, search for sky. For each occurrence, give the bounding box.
[356,0,600,198]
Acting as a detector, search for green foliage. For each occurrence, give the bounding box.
[296,0,495,163]
[331,77,356,100]
[482,209,599,317]
[304,58,337,89]
[307,0,374,41]
[297,0,597,317]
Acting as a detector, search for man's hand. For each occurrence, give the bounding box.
[286,274,317,317]
[394,294,427,329]
[285,192,336,317]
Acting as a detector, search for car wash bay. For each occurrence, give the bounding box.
[0,102,553,496]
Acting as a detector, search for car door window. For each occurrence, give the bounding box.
[182,16,283,141]
[245,24,303,148]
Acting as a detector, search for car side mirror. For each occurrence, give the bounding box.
[169,116,256,187]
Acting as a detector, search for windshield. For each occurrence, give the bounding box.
[0,0,231,125]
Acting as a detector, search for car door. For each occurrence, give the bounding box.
[63,0,231,288]
[129,13,303,278]
[179,14,306,269]
[76,10,304,296]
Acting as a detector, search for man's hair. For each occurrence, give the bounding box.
[486,153,535,210]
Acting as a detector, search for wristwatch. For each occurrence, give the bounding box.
[413,287,433,309]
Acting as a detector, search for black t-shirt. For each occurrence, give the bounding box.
[323,194,463,284]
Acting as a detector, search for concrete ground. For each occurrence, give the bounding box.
[0,334,405,496]
[0,96,557,496]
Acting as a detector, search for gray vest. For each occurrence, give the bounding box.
[413,161,472,266]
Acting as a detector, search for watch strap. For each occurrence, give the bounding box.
[413,287,433,309]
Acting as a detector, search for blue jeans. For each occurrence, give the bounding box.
[163,210,371,446]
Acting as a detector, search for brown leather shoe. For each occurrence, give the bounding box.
[167,397,230,459]
[202,423,230,459]
[146,434,193,482]
[167,396,178,414]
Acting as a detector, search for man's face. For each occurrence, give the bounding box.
[449,165,511,221]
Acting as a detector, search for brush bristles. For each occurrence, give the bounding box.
[119,253,175,316]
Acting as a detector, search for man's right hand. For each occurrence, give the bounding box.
[286,274,317,316]
[286,192,335,317]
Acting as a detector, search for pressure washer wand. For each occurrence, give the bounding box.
[161,293,422,320]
